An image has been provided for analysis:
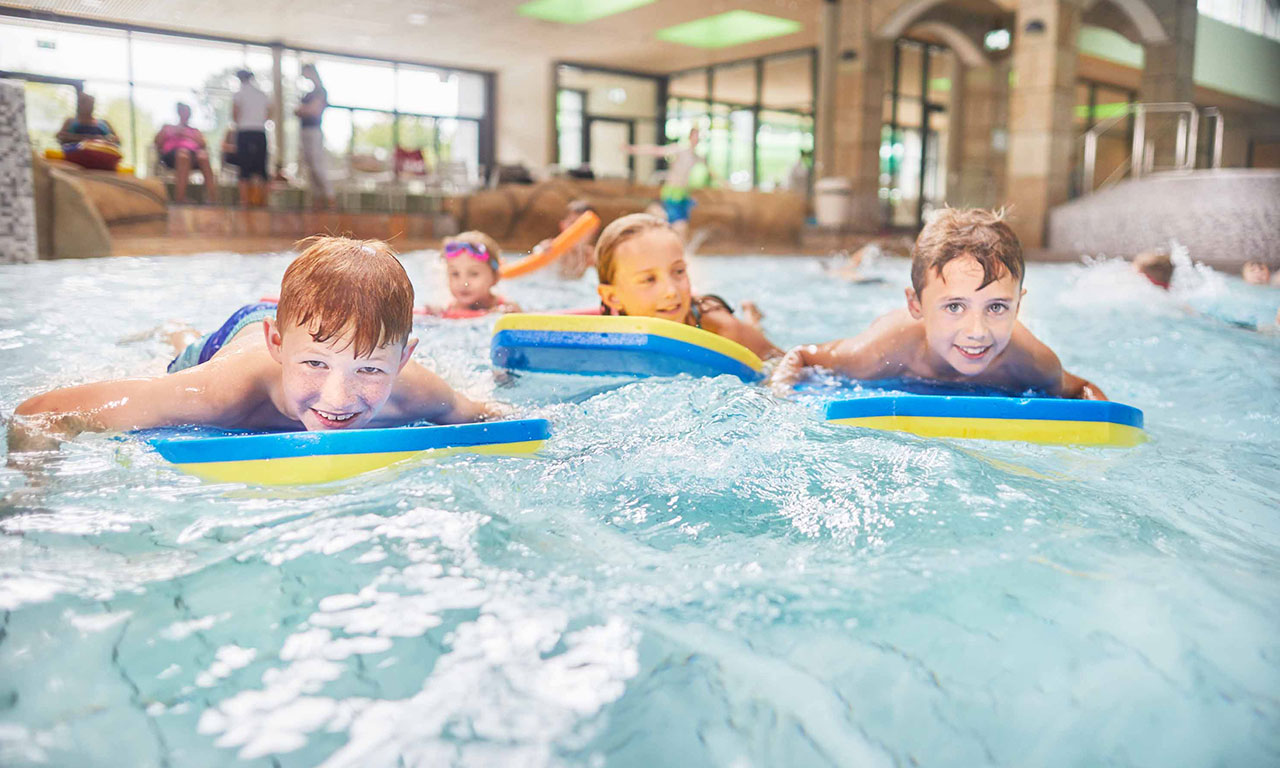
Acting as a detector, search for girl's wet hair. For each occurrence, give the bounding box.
[911,207,1023,295]
[594,212,673,285]
[278,236,413,357]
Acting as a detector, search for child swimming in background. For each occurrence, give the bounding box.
[532,200,600,281]
[771,208,1107,399]
[421,231,522,318]
[1241,260,1274,287]
[594,213,781,360]
[1133,250,1174,290]
[9,237,501,453]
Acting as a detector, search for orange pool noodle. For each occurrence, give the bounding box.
[498,210,600,279]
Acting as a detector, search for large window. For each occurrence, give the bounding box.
[0,16,494,189]
[554,64,662,182]
[664,49,815,192]
[880,40,954,228]
[1198,0,1280,40]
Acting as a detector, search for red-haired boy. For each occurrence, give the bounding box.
[10,237,500,452]
[771,208,1106,400]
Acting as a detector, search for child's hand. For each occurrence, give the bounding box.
[740,300,764,327]
[769,346,808,397]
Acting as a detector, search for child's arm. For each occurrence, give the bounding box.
[1013,326,1108,401]
[389,361,506,424]
[699,309,781,360]
[770,341,851,393]
[8,365,253,453]
[1060,371,1107,401]
[770,313,910,392]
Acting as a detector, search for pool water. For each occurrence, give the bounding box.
[1,247,1278,767]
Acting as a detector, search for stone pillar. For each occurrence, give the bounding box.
[832,1,889,229]
[0,80,37,263]
[815,0,840,180]
[954,59,1010,209]
[1141,0,1195,103]
[1005,0,1080,247]
[271,45,286,175]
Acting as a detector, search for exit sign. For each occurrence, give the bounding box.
[36,40,56,49]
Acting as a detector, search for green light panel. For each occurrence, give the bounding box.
[656,10,802,49]
[517,0,656,24]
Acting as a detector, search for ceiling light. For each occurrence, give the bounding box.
[656,10,802,49]
[518,0,656,24]
[983,29,1010,51]
[408,13,427,26]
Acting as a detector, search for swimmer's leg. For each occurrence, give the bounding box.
[119,321,201,354]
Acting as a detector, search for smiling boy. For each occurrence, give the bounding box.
[9,237,499,453]
[771,208,1106,399]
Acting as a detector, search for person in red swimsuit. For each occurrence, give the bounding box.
[154,103,216,204]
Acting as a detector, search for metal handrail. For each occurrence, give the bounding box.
[1080,102,1224,194]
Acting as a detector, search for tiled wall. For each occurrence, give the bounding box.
[0,80,37,263]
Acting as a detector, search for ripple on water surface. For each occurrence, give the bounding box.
[0,249,1278,767]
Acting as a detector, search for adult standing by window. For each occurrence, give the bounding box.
[154,103,215,203]
[232,69,271,207]
[296,63,335,210]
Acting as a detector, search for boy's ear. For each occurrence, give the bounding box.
[263,318,284,363]
[597,283,622,313]
[905,287,924,320]
[398,337,419,372]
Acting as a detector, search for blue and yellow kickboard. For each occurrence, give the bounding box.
[825,396,1145,447]
[149,418,551,485]
[491,314,763,382]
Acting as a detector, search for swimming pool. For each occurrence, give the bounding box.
[1,247,1277,767]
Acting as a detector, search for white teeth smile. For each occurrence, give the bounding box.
[315,409,356,422]
[957,345,990,357]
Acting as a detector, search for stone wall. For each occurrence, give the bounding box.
[0,80,37,264]
[1047,169,1280,267]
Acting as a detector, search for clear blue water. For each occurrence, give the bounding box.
[1,247,1278,767]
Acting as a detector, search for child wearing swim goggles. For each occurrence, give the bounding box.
[424,231,521,318]
[594,213,780,360]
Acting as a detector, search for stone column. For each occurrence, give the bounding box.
[1140,0,1195,103]
[815,0,840,180]
[832,1,889,229]
[0,80,37,264]
[954,59,1010,209]
[1005,0,1080,247]
[271,44,286,175]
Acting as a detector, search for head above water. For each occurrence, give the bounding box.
[910,207,1023,298]
[442,230,502,306]
[176,103,191,123]
[1133,250,1175,289]
[276,236,414,357]
[76,92,95,116]
[906,208,1026,376]
[594,213,691,321]
[268,236,416,430]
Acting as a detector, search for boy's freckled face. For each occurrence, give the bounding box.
[269,320,412,431]
[446,259,499,306]
[909,255,1022,376]
[599,229,691,322]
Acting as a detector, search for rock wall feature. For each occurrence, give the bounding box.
[0,80,37,264]
[1047,170,1280,268]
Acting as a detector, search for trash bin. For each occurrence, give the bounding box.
[814,177,852,228]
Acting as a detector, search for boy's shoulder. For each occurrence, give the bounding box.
[991,322,1063,392]
[831,309,923,378]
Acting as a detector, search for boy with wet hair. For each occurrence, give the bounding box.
[10,237,501,453]
[1132,250,1174,290]
[771,208,1106,399]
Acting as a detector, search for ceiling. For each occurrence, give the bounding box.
[0,0,825,74]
